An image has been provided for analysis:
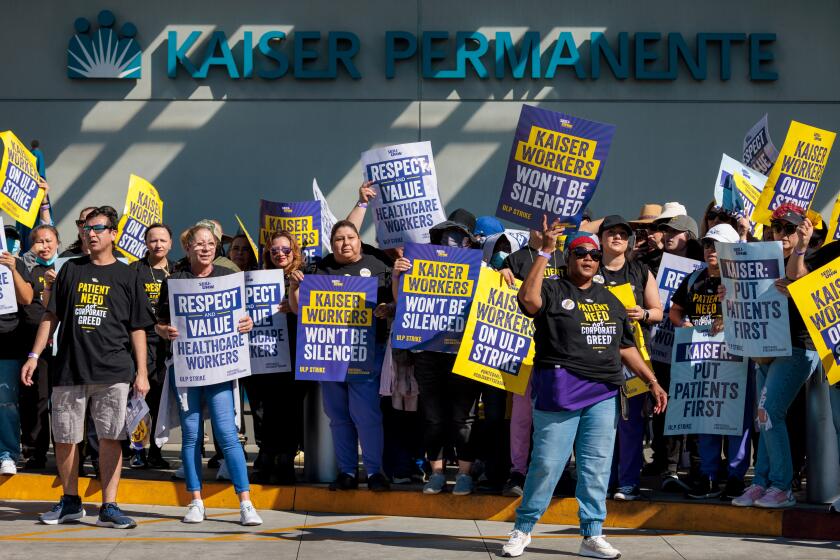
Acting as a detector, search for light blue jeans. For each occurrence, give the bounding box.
[0,360,22,462]
[514,397,618,537]
[170,372,250,494]
[753,347,820,491]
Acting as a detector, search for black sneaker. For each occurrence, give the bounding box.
[613,485,641,501]
[329,472,358,491]
[146,453,170,470]
[208,453,222,469]
[367,473,390,492]
[721,477,745,500]
[661,472,691,493]
[503,472,526,497]
[40,495,85,525]
[687,478,721,499]
[129,449,147,469]
[97,503,137,529]
[23,456,47,471]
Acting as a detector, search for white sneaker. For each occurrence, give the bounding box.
[829,496,840,513]
[579,535,622,559]
[182,499,205,523]
[501,529,531,557]
[173,465,185,480]
[0,458,17,475]
[240,501,262,526]
[217,460,231,481]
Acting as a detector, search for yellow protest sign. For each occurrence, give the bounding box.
[453,269,534,395]
[789,259,840,384]
[754,121,836,225]
[731,171,765,239]
[0,130,44,228]
[827,194,840,243]
[235,214,259,261]
[605,283,651,397]
[115,174,163,262]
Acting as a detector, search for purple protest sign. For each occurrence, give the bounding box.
[294,274,378,382]
[391,242,482,353]
[259,200,322,266]
[496,105,616,231]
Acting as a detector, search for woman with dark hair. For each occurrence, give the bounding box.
[229,234,258,272]
[502,220,666,559]
[128,223,174,470]
[289,220,392,492]
[155,224,262,525]
[249,230,310,485]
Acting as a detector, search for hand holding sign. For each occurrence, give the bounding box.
[541,214,564,253]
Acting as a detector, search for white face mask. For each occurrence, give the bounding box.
[5,238,20,255]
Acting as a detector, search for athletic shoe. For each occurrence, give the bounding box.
[0,458,17,475]
[754,487,796,509]
[182,499,205,523]
[239,501,263,526]
[329,472,358,491]
[23,456,46,471]
[501,529,531,557]
[687,478,721,499]
[173,465,185,480]
[579,535,622,559]
[423,472,446,494]
[829,496,840,513]
[660,472,690,492]
[731,484,766,507]
[96,503,137,529]
[129,450,147,469]
[613,485,640,501]
[367,473,390,492]
[452,473,474,496]
[720,477,745,500]
[40,495,85,525]
[216,459,231,480]
[146,453,171,470]
[503,472,526,497]
[391,474,412,484]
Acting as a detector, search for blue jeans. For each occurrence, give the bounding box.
[753,347,819,491]
[321,374,383,476]
[170,373,250,494]
[0,360,22,461]
[697,363,755,481]
[514,397,618,537]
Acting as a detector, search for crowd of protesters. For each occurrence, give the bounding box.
[2,175,840,559]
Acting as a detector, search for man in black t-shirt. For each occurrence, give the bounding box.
[21,207,154,529]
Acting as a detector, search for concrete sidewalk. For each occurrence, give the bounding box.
[1,500,837,559]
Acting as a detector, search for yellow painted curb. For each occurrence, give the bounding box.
[0,474,782,536]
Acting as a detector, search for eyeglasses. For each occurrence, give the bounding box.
[270,246,293,256]
[75,220,86,227]
[82,224,112,233]
[770,222,798,236]
[701,239,717,250]
[571,247,603,261]
[191,242,217,251]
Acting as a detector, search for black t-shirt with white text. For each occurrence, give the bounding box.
[521,278,634,384]
[671,268,721,326]
[502,246,565,281]
[48,256,154,386]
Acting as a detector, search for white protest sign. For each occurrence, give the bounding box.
[0,217,17,315]
[649,253,705,363]
[245,269,291,373]
[743,114,779,175]
[718,241,791,357]
[361,141,446,248]
[169,272,251,387]
[664,326,748,436]
[313,178,337,252]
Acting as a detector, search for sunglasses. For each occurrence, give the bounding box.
[270,246,293,256]
[82,224,112,233]
[770,222,798,236]
[571,247,602,261]
[75,220,86,227]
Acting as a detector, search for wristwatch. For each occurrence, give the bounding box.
[643,309,650,323]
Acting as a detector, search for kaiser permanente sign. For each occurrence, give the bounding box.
[166,30,778,81]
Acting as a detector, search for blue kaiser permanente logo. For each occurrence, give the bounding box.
[67,10,141,79]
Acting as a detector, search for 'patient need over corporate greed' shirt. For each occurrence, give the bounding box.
[48,256,155,386]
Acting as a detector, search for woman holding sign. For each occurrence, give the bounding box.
[596,215,663,502]
[289,220,393,492]
[502,220,667,560]
[732,204,820,509]
[155,224,263,526]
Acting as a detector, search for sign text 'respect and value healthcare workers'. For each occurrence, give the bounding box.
[163,30,779,81]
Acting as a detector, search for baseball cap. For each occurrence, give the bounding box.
[656,202,687,222]
[473,215,505,238]
[566,231,600,251]
[663,215,699,237]
[771,204,805,226]
[703,223,739,244]
[598,215,633,237]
